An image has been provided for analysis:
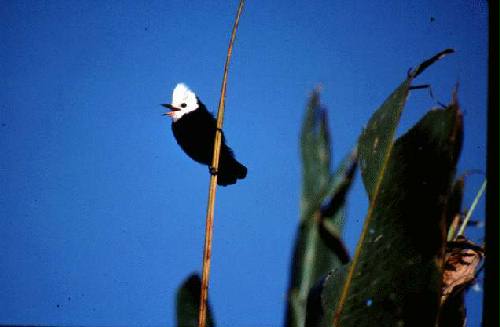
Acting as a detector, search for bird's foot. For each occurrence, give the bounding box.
[209,166,218,176]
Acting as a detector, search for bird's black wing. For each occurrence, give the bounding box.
[172,99,246,185]
[196,100,236,159]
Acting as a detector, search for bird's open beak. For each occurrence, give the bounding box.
[161,104,181,117]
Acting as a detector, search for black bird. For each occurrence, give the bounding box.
[162,83,247,186]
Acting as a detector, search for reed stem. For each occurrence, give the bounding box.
[198,2,245,327]
[456,180,487,238]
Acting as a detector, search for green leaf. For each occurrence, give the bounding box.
[300,89,332,218]
[358,80,410,200]
[330,99,463,326]
[317,153,358,265]
[320,150,358,238]
[358,48,454,200]
[287,89,357,327]
[176,274,215,327]
[305,266,348,327]
[329,49,456,326]
[286,150,357,327]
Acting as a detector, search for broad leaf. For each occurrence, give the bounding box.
[300,90,332,218]
[287,152,356,327]
[329,49,456,326]
[305,266,348,327]
[286,89,357,327]
[331,100,463,326]
[358,48,454,200]
[358,80,411,200]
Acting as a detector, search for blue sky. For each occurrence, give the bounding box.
[0,1,488,326]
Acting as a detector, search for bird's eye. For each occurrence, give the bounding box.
[180,103,187,108]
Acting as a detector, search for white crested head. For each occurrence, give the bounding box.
[167,83,199,121]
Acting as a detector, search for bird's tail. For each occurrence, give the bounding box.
[218,158,247,186]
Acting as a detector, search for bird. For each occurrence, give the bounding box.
[162,83,247,186]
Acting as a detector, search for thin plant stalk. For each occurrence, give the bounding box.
[198,2,245,327]
[456,180,487,238]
